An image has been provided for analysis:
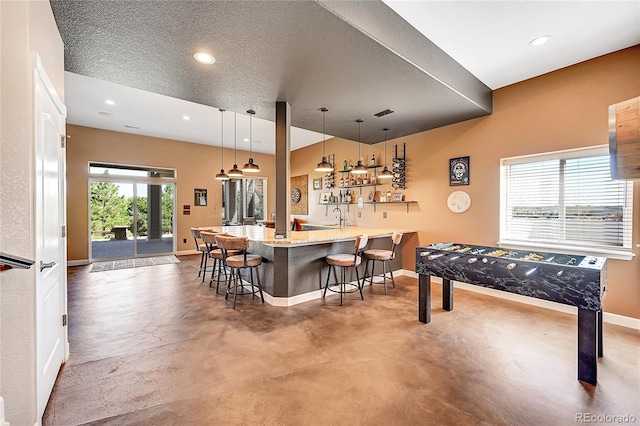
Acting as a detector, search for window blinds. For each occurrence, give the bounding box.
[502,147,633,251]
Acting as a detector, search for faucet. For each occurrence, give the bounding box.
[332,206,343,227]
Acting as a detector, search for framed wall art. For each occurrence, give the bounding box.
[194,188,207,206]
[313,177,322,190]
[449,156,470,186]
[290,174,308,215]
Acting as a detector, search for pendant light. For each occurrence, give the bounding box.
[227,111,243,177]
[378,127,393,179]
[215,109,229,181]
[242,109,260,173]
[351,119,367,174]
[315,107,333,172]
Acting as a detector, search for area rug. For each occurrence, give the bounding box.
[90,255,180,272]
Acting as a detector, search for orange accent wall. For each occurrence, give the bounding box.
[292,46,640,319]
[66,126,276,261]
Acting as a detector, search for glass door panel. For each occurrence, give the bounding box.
[134,183,174,256]
[90,181,134,260]
[90,181,174,260]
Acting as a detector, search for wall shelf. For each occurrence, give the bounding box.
[366,201,417,213]
[318,201,417,213]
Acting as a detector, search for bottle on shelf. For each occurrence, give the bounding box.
[386,189,392,200]
[370,154,375,166]
[343,159,348,171]
[363,173,369,185]
[339,177,344,187]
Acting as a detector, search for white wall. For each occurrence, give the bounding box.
[0,0,64,423]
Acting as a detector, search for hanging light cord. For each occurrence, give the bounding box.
[234,112,237,164]
[249,111,253,158]
[358,119,362,159]
[323,108,327,157]
[384,128,388,164]
[220,109,224,166]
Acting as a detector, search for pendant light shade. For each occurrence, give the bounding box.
[227,111,243,177]
[215,109,229,181]
[315,107,334,172]
[242,109,260,173]
[351,119,367,174]
[378,127,393,179]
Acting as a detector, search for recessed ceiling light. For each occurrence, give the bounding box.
[529,35,552,47]
[182,115,191,121]
[104,99,115,106]
[98,111,113,117]
[193,52,215,64]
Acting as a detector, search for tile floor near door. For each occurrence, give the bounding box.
[44,255,639,425]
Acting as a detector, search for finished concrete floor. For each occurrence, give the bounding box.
[44,255,639,425]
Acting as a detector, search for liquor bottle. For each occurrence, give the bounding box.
[370,154,375,166]
[343,159,348,171]
[339,177,344,187]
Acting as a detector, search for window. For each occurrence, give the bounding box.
[89,162,176,179]
[222,178,267,225]
[500,146,634,259]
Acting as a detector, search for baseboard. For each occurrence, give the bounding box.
[68,259,89,266]
[177,249,199,256]
[266,290,324,307]
[398,270,640,330]
[264,283,361,307]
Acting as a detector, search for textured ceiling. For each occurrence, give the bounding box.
[50,0,491,144]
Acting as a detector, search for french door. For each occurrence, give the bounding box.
[90,180,175,260]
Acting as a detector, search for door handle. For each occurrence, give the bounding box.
[40,261,56,272]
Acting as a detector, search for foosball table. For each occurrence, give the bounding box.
[415,242,607,385]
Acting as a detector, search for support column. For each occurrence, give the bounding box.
[275,102,291,239]
[147,184,162,241]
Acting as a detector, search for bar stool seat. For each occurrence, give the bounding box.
[207,246,241,293]
[215,234,265,309]
[324,235,368,305]
[363,232,403,295]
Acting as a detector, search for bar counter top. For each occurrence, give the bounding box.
[200,225,416,247]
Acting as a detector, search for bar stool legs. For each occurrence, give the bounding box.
[323,235,368,306]
[323,263,364,305]
[363,257,395,295]
[225,265,264,309]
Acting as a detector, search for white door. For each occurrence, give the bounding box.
[34,59,67,420]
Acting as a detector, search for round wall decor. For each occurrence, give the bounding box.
[291,188,301,204]
[447,190,471,213]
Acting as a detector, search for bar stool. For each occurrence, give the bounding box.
[199,231,239,293]
[323,235,368,305]
[190,227,209,280]
[363,232,403,294]
[215,234,264,309]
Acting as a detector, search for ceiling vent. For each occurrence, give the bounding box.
[374,109,394,118]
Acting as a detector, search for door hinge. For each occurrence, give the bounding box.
[62,314,67,326]
[62,225,66,237]
[60,134,66,148]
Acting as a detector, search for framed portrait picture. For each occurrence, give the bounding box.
[450,156,470,186]
[392,192,403,202]
[313,177,322,190]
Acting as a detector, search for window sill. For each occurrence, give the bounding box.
[497,240,635,261]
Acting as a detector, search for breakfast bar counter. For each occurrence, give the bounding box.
[204,225,416,305]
